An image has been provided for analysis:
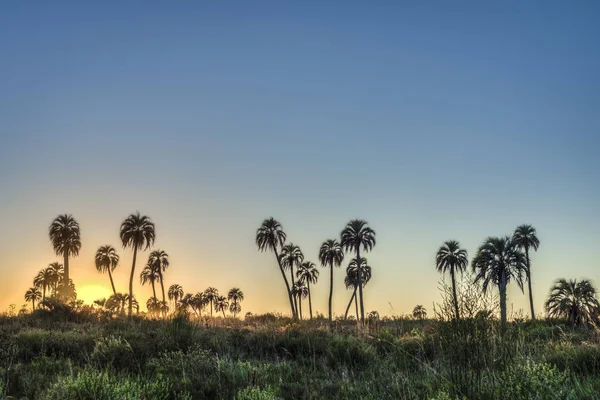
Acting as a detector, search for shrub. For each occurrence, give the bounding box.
[90,336,138,373]
[236,386,280,400]
[3,356,75,398]
[545,343,600,375]
[15,329,95,362]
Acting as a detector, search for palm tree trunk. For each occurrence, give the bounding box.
[525,248,535,320]
[42,286,46,303]
[328,262,334,321]
[222,308,226,318]
[344,287,357,319]
[354,290,359,320]
[499,271,508,327]
[291,266,298,318]
[63,250,69,299]
[107,268,117,296]
[308,281,313,319]
[273,247,296,318]
[298,295,303,320]
[158,271,166,305]
[356,247,365,324]
[128,246,138,316]
[31,300,35,311]
[210,300,213,317]
[451,269,460,321]
[151,281,157,302]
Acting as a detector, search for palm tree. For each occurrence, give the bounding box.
[140,264,160,304]
[412,305,427,320]
[129,295,139,314]
[24,287,41,311]
[546,279,599,326]
[297,261,319,319]
[340,219,376,324]
[34,266,56,303]
[255,218,295,317]
[435,240,468,321]
[319,239,344,321]
[214,295,229,318]
[343,258,372,319]
[190,292,207,317]
[47,262,63,296]
[107,293,128,315]
[472,236,526,326]
[292,281,309,319]
[227,288,244,318]
[146,297,160,316]
[147,250,169,306]
[204,287,219,317]
[94,245,119,295]
[178,293,194,313]
[279,243,304,318]
[513,225,540,320]
[93,298,106,310]
[49,214,81,298]
[168,284,184,310]
[120,212,155,316]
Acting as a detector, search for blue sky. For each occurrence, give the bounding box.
[0,1,598,316]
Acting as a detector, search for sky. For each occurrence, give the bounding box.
[0,1,598,317]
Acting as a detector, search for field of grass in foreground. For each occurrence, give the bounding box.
[1,311,599,400]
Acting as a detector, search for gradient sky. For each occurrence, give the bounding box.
[0,2,598,317]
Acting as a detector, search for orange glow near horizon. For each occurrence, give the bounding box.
[77,284,113,305]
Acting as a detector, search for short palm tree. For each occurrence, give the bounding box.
[49,214,81,298]
[472,236,526,326]
[293,281,309,320]
[297,261,319,319]
[435,240,468,320]
[178,293,194,313]
[107,293,128,315]
[120,212,155,316]
[546,279,599,326]
[341,219,376,323]
[146,297,160,316]
[204,287,219,317]
[147,250,169,306]
[168,284,184,310]
[319,239,344,321]
[140,264,160,304]
[214,295,229,318]
[227,288,244,318]
[24,287,41,311]
[47,262,63,296]
[94,245,119,295]
[344,258,372,319]
[190,292,207,317]
[34,266,56,302]
[279,243,304,318]
[93,298,107,310]
[255,218,295,317]
[513,225,540,320]
[412,305,427,320]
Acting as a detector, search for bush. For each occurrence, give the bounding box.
[90,336,138,373]
[545,343,600,375]
[236,386,280,400]
[15,329,96,362]
[3,356,75,398]
[493,361,579,399]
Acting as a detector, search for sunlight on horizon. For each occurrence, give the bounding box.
[77,285,113,305]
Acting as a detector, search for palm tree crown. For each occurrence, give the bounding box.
[95,245,119,295]
[147,249,169,306]
[49,214,81,297]
[204,287,219,317]
[255,217,287,252]
[24,287,42,311]
[168,284,184,306]
[297,262,319,285]
[546,279,599,326]
[412,305,427,320]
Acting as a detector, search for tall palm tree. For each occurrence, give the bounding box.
[120,212,155,316]
[204,287,219,317]
[297,261,319,319]
[513,225,540,320]
[255,218,295,317]
[147,250,169,306]
[24,287,41,311]
[546,279,599,326]
[140,264,160,304]
[47,262,63,296]
[293,281,309,320]
[94,245,119,295]
[214,295,229,318]
[340,219,376,324]
[168,284,184,310]
[227,288,244,318]
[412,305,427,320]
[319,239,344,321]
[279,243,304,318]
[49,214,81,298]
[435,240,468,321]
[472,236,526,326]
[344,258,372,319]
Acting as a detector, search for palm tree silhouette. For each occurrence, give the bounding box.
[107,293,128,315]
[412,305,427,320]
[297,261,319,319]
[279,243,304,318]
[546,279,599,326]
[146,297,160,316]
[147,250,169,307]
[49,214,81,298]
[168,284,184,310]
[435,240,468,320]
[472,236,526,326]
[140,264,160,304]
[120,212,155,316]
[204,287,219,317]
[34,266,56,303]
[293,281,309,320]
[227,288,244,318]
[190,292,207,317]
[47,262,63,296]
[93,298,106,310]
[255,218,295,317]
[513,225,540,320]
[24,287,41,311]
[319,239,344,321]
[344,258,372,320]
[214,295,229,318]
[341,219,376,324]
[178,293,194,313]
[95,245,119,296]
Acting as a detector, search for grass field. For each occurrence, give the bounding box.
[1,308,599,400]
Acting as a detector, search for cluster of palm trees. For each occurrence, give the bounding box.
[256,218,376,323]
